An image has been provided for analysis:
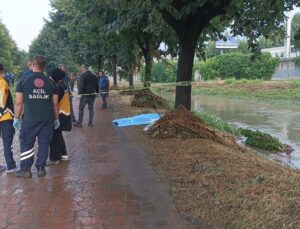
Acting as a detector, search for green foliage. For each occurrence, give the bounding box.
[0,20,24,74]
[23,0,300,110]
[224,78,264,84]
[237,40,251,54]
[194,58,220,80]
[29,24,78,73]
[195,111,241,136]
[292,13,300,45]
[204,41,221,59]
[294,56,300,66]
[196,53,279,80]
[257,37,284,49]
[141,60,177,83]
[240,128,285,151]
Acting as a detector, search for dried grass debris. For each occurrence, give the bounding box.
[147,106,245,151]
[130,89,169,109]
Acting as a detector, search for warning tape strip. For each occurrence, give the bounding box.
[75,81,193,97]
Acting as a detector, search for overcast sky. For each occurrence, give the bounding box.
[0,0,51,51]
[0,2,299,52]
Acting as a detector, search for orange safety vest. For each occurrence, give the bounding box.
[59,89,71,116]
[0,76,13,122]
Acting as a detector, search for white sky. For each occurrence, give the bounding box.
[0,0,51,51]
[0,2,299,52]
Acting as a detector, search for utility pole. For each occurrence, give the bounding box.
[284,15,292,59]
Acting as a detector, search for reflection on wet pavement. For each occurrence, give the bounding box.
[0,97,187,229]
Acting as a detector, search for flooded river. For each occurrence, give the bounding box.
[159,92,300,169]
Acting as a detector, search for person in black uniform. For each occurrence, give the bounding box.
[58,64,76,125]
[74,65,99,127]
[48,68,72,165]
[13,55,60,178]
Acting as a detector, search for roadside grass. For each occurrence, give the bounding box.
[191,79,300,109]
[224,78,265,84]
[193,79,300,101]
[195,111,241,136]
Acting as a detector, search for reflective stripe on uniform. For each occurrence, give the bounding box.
[20,148,34,161]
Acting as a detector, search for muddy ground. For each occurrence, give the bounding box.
[116,91,300,229]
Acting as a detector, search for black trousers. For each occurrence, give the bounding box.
[78,96,96,124]
[49,129,67,161]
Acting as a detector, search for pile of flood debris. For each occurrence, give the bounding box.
[130,89,169,109]
[109,85,121,90]
[146,106,244,151]
[119,87,148,96]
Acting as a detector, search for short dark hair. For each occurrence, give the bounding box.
[49,67,65,83]
[80,65,88,70]
[0,64,3,71]
[33,55,47,69]
[99,70,105,74]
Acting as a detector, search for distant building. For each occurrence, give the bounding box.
[261,46,300,59]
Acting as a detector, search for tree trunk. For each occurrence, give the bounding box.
[144,55,152,88]
[112,54,117,86]
[128,65,134,87]
[175,39,197,110]
[97,54,103,73]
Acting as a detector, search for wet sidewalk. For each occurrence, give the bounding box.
[0,95,188,229]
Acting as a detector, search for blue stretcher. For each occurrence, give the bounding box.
[112,113,161,127]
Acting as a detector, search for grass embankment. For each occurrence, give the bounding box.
[154,79,300,107]
[117,93,300,229]
[153,80,297,152]
[193,79,300,107]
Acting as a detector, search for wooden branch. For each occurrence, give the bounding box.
[193,0,233,35]
[150,0,178,31]
[136,35,147,57]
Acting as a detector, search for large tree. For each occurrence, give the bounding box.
[149,0,299,110]
[104,0,173,87]
[0,20,23,73]
[291,13,300,45]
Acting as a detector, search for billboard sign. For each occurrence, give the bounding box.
[216,38,239,49]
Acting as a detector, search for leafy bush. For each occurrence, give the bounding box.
[294,56,300,67]
[196,58,220,80]
[141,60,177,83]
[195,52,280,80]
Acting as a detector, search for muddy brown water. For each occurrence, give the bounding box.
[158,92,300,169]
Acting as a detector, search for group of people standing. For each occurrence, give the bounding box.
[0,55,110,178]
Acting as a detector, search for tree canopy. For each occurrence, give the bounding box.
[0,20,25,75]
[29,0,300,110]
